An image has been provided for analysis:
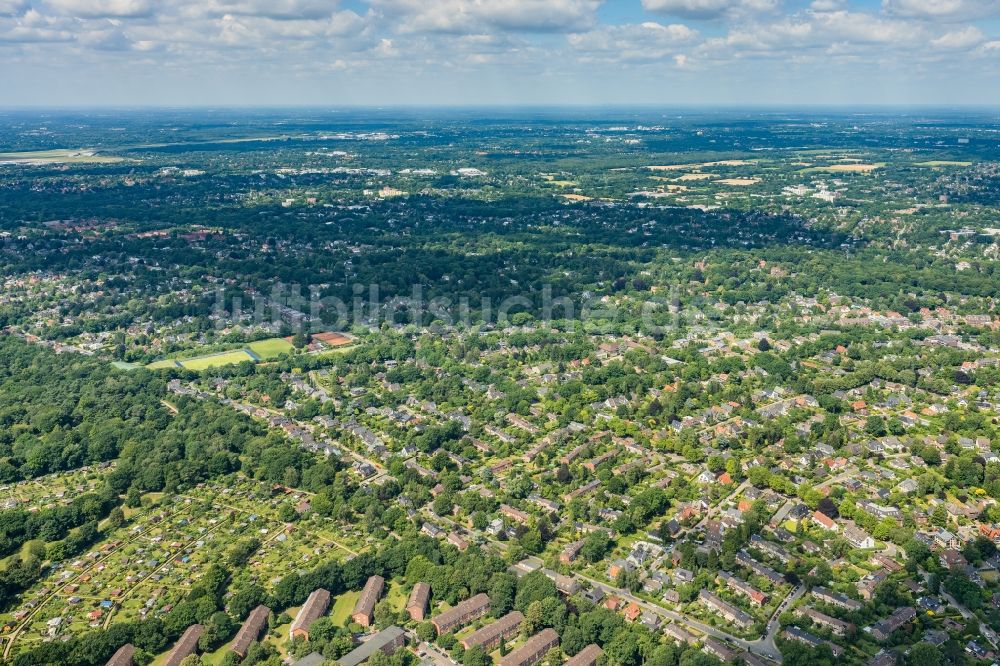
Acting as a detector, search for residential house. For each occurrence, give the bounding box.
[460,611,524,652]
[561,540,585,565]
[497,628,559,666]
[290,588,330,640]
[106,644,135,666]
[431,593,491,635]
[871,607,916,641]
[338,626,406,666]
[813,511,838,532]
[702,637,737,661]
[844,525,875,549]
[231,605,270,659]
[698,590,753,630]
[164,625,203,666]
[622,602,642,623]
[812,587,862,612]
[750,535,791,563]
[735,550,784,585]
[798,607,853,636]
[717,572,768,606]
[664,623,697,645]
[406,582,431,622]
[782,627,844,658]
[564,644,603,666]
[352,575,385,627]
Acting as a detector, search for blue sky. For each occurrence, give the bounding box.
[1,0,999,106]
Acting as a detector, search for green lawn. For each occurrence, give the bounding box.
[329,590,360,626]
[248,337,295,359]
[312,345,355,358]
[386,582,407,612]
[151,638,231,666]
[269,610,297,660]
[148,604,293,665]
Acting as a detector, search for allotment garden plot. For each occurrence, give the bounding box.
[0,476,360,660]
[0,465,113,513]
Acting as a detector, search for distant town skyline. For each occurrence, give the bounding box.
[2,0,1000,107]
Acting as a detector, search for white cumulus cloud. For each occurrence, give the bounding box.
[199,0,343,21]
[372,0,603,34]
[43,0,153,18]
[569,21,698,62]
[642,0,779,20]
[882,0,1000,21]
[931,26,985,49]
[0,0,28,16]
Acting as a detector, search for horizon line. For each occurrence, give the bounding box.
[2,103,1000,112]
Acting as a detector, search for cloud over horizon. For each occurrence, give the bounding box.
[0,0,998,105]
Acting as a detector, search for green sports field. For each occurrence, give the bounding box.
[178,350,256,370]
[143,336,297,371]
[248,337,295,359]
[140,334,347,372]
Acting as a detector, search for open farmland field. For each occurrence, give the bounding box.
[646,159,756,171]
[915,160,973,167]
[539,175,578,187]
[803,163,883,173]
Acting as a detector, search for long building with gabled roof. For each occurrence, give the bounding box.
[338,626,406,666]
[406,582,431,622]
[164,625,203,666]
[498,628,559,666]
[231,605,270,658]
[460,611,523,652]
[352,575,385,628]
[291,588,330,640]
[698,590,753,630]
[431,592,490,635]
[564,643,603,666]
[106,643,135,666]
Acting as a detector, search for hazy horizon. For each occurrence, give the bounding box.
[2,104,1000,112]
